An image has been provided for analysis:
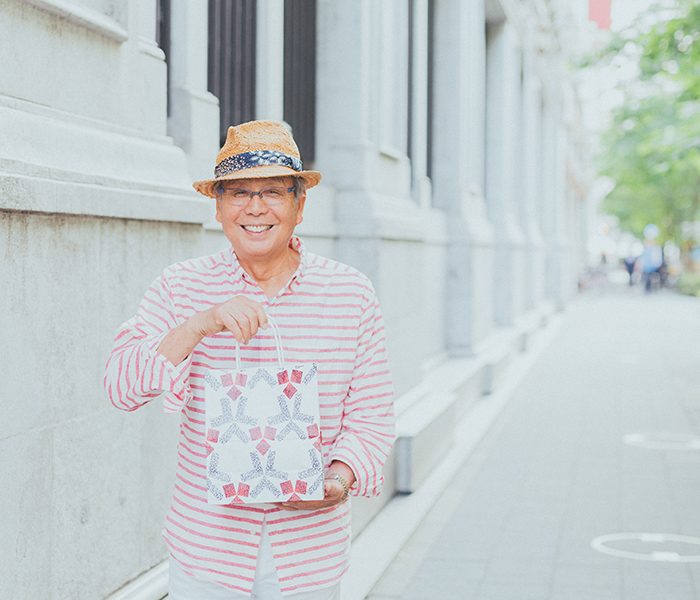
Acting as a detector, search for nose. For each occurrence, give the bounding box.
[245,193,267,214]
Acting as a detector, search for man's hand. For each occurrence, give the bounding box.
[190,296,269,344]
[277,462,356,511]
[157,296,267,366]
[276,477,347,511]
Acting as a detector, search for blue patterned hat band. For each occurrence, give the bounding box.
[215,150,303,178]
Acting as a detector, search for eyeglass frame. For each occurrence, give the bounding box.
[215,183,297,208]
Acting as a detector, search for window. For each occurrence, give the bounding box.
[208,0,257,146]
[283,0,317,164]
[156,0,171,115]
[426,0,435,179]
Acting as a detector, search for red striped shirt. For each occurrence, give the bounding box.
[103,237,395,596]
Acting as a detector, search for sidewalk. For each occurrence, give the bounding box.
[368,286,700,600]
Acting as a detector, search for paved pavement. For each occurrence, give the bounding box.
[368,282,700,600]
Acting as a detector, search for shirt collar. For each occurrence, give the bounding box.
[228,235,307,286]
[289,235,308,277]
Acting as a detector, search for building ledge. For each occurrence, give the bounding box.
[24,0,128,43]
[0,165,209,224]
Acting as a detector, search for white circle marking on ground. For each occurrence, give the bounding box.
[623,432,700,451]
[591,533,700,563]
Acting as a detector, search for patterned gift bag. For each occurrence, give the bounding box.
[204,319,323,504]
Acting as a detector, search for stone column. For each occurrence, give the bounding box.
[168,0,221,181]
[128,0,168,135]
[315,0,412,287]
[409,0,431,207]
[255,0,285,121]
[432,0,494,355]
[519,28,547,310]
[484,21,527,327]
[540,88,568,308]
[316,0,376,281]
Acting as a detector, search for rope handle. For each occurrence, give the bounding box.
[234,315,285,371]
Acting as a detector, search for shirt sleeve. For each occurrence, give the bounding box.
[103,271,193,414]
[329,284,396,497]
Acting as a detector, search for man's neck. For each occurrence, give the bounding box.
[237,246,300,298]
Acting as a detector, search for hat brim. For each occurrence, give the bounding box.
[193,165,322,199]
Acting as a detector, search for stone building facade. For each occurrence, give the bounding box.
[0,0,590,598]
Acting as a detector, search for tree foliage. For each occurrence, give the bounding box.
[594,0,700,246]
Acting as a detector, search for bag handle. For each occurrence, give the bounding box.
[234,315,285,371]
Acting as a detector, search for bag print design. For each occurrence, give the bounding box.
[204,320,323,504]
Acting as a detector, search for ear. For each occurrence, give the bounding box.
[295,194,307,226]
[215,199,223,223]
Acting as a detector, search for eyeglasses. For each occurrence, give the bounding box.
[218,185,295,207]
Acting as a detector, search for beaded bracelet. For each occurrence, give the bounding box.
[325,473,350,502]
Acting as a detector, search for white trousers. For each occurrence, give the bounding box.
[168,526,341,600]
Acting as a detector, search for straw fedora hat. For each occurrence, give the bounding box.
[193,120,322,198]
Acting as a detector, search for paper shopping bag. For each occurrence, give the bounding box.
[204,321,323,504]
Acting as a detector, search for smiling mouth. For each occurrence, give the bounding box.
[241,225,274,233]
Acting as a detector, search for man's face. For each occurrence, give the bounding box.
[215,176,306,263]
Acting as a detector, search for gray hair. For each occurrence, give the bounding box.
[290,176,306,203]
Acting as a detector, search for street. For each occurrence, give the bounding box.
[369,282,700,600]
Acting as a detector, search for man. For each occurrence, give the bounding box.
[641,239,663,293]
[104,120,395,599]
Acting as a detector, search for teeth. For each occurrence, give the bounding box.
[243,225,272,233]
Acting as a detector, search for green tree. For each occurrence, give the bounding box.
[594,0,700,248]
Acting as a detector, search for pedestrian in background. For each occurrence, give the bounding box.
[640,240,663,293]
[104,120,396,599]
[623,254,637,286]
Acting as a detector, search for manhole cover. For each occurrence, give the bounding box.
[591,533,700,563]
[623,433,700,451]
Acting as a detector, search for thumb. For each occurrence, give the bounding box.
[324,479,333,497]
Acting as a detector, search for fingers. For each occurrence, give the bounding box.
[277,501,335,511]
[237,298,268,343]
[231,310,254,343]
[253,302,269,330]
[216,297,268,344]
[324,479,344,502]
[275,485,347,512]
[240,298,269,336]
[220,314,244,343]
